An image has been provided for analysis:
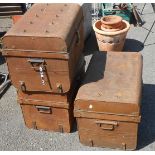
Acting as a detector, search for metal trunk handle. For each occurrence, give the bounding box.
[35,105,51,114]
[95,120,118,131]
[27,58,45,64]
[27,58,45,70]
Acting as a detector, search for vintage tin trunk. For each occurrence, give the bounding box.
[18,93,74,133]
[17,91,75,133]
[2,3,84,94]
[74,51,143,150]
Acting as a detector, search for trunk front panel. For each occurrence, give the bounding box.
[77,117,138,150]
[21,104,74,133]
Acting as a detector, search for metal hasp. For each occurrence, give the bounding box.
[19,81,26,92]
[56,83,63,93]
[28,58,46,85]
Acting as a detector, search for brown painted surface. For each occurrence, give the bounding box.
[77,118,138,150]
[17,85,77,132]
[17,67,84,133]
[74,51,143,150]
[1,4,85,133]
[17,74,78,133]
[4,46,84,94]
[2,3,83,51]
[17,65,85,108]
[2,3,85,94]
[20,102,74,133]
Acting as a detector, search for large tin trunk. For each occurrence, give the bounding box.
[74,51,143,150]
[2,3,84,94]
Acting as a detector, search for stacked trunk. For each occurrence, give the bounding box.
[2,3,85,133]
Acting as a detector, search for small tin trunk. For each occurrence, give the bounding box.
[2,3,84,94]
[74,51,143,150]
[18,87,76,131]
[18,94,74,133]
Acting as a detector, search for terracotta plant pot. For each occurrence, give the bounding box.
[12,15,22,24]
[93,19,130,51]
[101,15,123,30]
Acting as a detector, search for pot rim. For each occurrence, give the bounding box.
[93,20,130,36]
[101,23,124,32]
[100,15,122,25]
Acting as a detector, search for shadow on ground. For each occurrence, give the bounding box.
[0,83,11,99]
[72,121,77,133]
[0,56,5,65]
[0,31,6,65]
[123,39,144,52]
[83,51,106,85]
[83,30,99,56]
[0,32,6,37]
[137,84,155,149]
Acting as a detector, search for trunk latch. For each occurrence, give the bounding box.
[27,58,46,85]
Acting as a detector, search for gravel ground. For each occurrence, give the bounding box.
[0,3,155,151]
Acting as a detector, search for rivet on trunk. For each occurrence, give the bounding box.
[4,45,7,49]
[23,29,27,32]
[35,14,39,17]
[45,30,49,33]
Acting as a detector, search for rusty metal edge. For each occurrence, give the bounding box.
[74,110,141,123]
